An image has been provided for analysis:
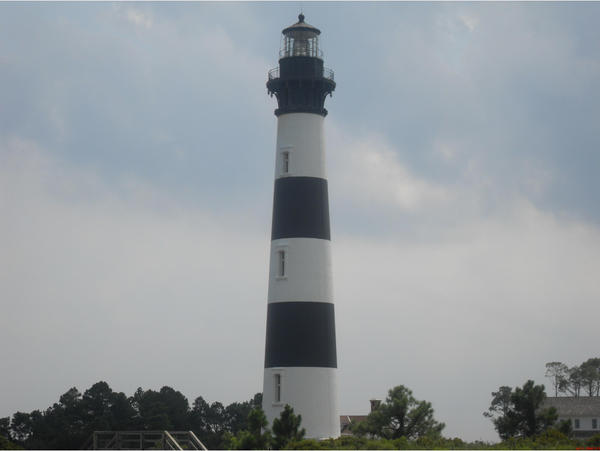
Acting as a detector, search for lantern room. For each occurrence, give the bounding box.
[280,14,322,59]
[267,14,335,117]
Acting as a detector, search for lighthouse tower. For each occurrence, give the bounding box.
[262,14,339,439]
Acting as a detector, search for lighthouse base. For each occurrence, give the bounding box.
[262,366,340,439]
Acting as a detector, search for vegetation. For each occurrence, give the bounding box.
[483,380,558,439]
[3,363,600,449]
[272,404,306,449]
[0,434,23,450]
[351,385,445,440]
[1,381,261,449]
[545,358,600,397]
[226,404,304,450]
[226,408,272,449]
[285,431,600,449]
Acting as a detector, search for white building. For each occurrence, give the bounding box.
[543,397,600,438]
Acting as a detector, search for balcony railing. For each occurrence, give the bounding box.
[268,66,334,82]
[268,67,279,80]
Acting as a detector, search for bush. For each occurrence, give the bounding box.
[0,435,23,450]
[284,438,322,449]
[587,434,600,447]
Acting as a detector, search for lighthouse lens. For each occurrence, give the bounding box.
[281,32,321,59]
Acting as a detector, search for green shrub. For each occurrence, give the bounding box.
[0,435,23,450]
[587,434,600,447]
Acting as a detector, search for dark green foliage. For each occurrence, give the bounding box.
[7,383,138,449]
[484,380,557,440]
[223,393,263,438]
[5,382,261,449]
[8,412,32,444]
[131,387,171,430]
[187,392,263,449]
[227,408,272,450]
[0,418,10,441]
[189,396,226,448]
[587,433,600,446]
[130,385,190,431]
[272,404,306,449]
[351,385,445,440]
[0,434,23,450]
[554,418,572,437]
[580,358,600,397]
[285,432,597,449]
[7,375,598,450]
[546,357,600,397]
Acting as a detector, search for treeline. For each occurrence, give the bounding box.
[283,431,600,450]
[545,358,600,397]
[3,370,600,450]
[0,381,261,449]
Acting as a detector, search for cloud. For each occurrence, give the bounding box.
[121,6,153,29]
[459,13,479,32]
[3,121,600,441]
[329,125,451,212]
[320,122,600,439]
[0,137,270,416]
[334,198,600,440]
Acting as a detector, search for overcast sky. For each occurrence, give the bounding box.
[1,2,600,443]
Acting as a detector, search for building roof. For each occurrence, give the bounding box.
[282,14,321,36]
[543,397,600,416]
[340,415,368,425]
[340,415,368,434]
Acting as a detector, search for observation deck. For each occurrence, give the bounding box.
[268,66,334,82]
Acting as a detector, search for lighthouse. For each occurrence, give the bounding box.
[262,14,339,439]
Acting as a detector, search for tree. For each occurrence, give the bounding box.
[0,434,23,450]
[188,396,227,449]
[483,386,514,439]
[0,417,10,441]
[130,387,180,431]
[271,404,305,449]
[352,385,445,440]
[484,380,558,439]
[223,394,261,437]
[228,408,272,450]
[9,412,33,444]
[580,358,600,397]
[560,366,584,397]
[545,362,569,397]
[157,386,190,430]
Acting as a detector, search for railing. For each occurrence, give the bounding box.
[84,430,208,450]
[268,67,279,80]
[164,431,183,450]
[268,66,335,82]
[170,431,208,450]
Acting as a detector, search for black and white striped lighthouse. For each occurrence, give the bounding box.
[262,14,339,439]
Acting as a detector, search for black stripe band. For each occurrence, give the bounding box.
[264,301,337,368]
[271,177,330,241]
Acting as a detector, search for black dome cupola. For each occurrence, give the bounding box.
[267,14,335,117]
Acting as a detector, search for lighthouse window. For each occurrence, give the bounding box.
[574,419,580,429]
[274,373,282,403]
[282,151,290,174]
[593,418,598,429]
[277,250,286,278]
